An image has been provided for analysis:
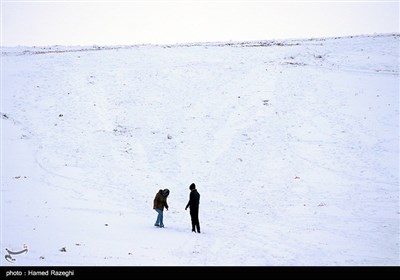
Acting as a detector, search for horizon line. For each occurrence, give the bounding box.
[1,32,399,48]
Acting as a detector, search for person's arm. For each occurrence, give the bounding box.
[185,192,192,210]
[165,199,169,210]
[153,193,158,209]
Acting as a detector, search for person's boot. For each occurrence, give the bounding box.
[196,224,200,233]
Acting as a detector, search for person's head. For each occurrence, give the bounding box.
[189,183,196,190]
[162,189,170,197]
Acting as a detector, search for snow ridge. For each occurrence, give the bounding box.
[1,34,399,266]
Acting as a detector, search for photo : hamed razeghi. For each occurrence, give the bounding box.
[5,270,74,277]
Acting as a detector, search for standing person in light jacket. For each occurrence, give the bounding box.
[153,189,169,228]
[185,183,200,233]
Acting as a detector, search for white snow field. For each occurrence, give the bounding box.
[1,34,399,266]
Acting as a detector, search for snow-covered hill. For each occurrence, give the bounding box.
[1,34,399,266]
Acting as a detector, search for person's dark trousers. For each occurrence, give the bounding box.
[190,207,200,233]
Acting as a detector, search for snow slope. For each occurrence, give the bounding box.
[1,34,399,266]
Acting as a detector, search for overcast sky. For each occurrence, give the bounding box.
[1,0,399,46]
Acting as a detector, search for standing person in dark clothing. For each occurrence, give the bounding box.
[185,183,200,233]
[153,189,169,228]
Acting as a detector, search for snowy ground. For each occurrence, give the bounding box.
[1,34,399,266]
